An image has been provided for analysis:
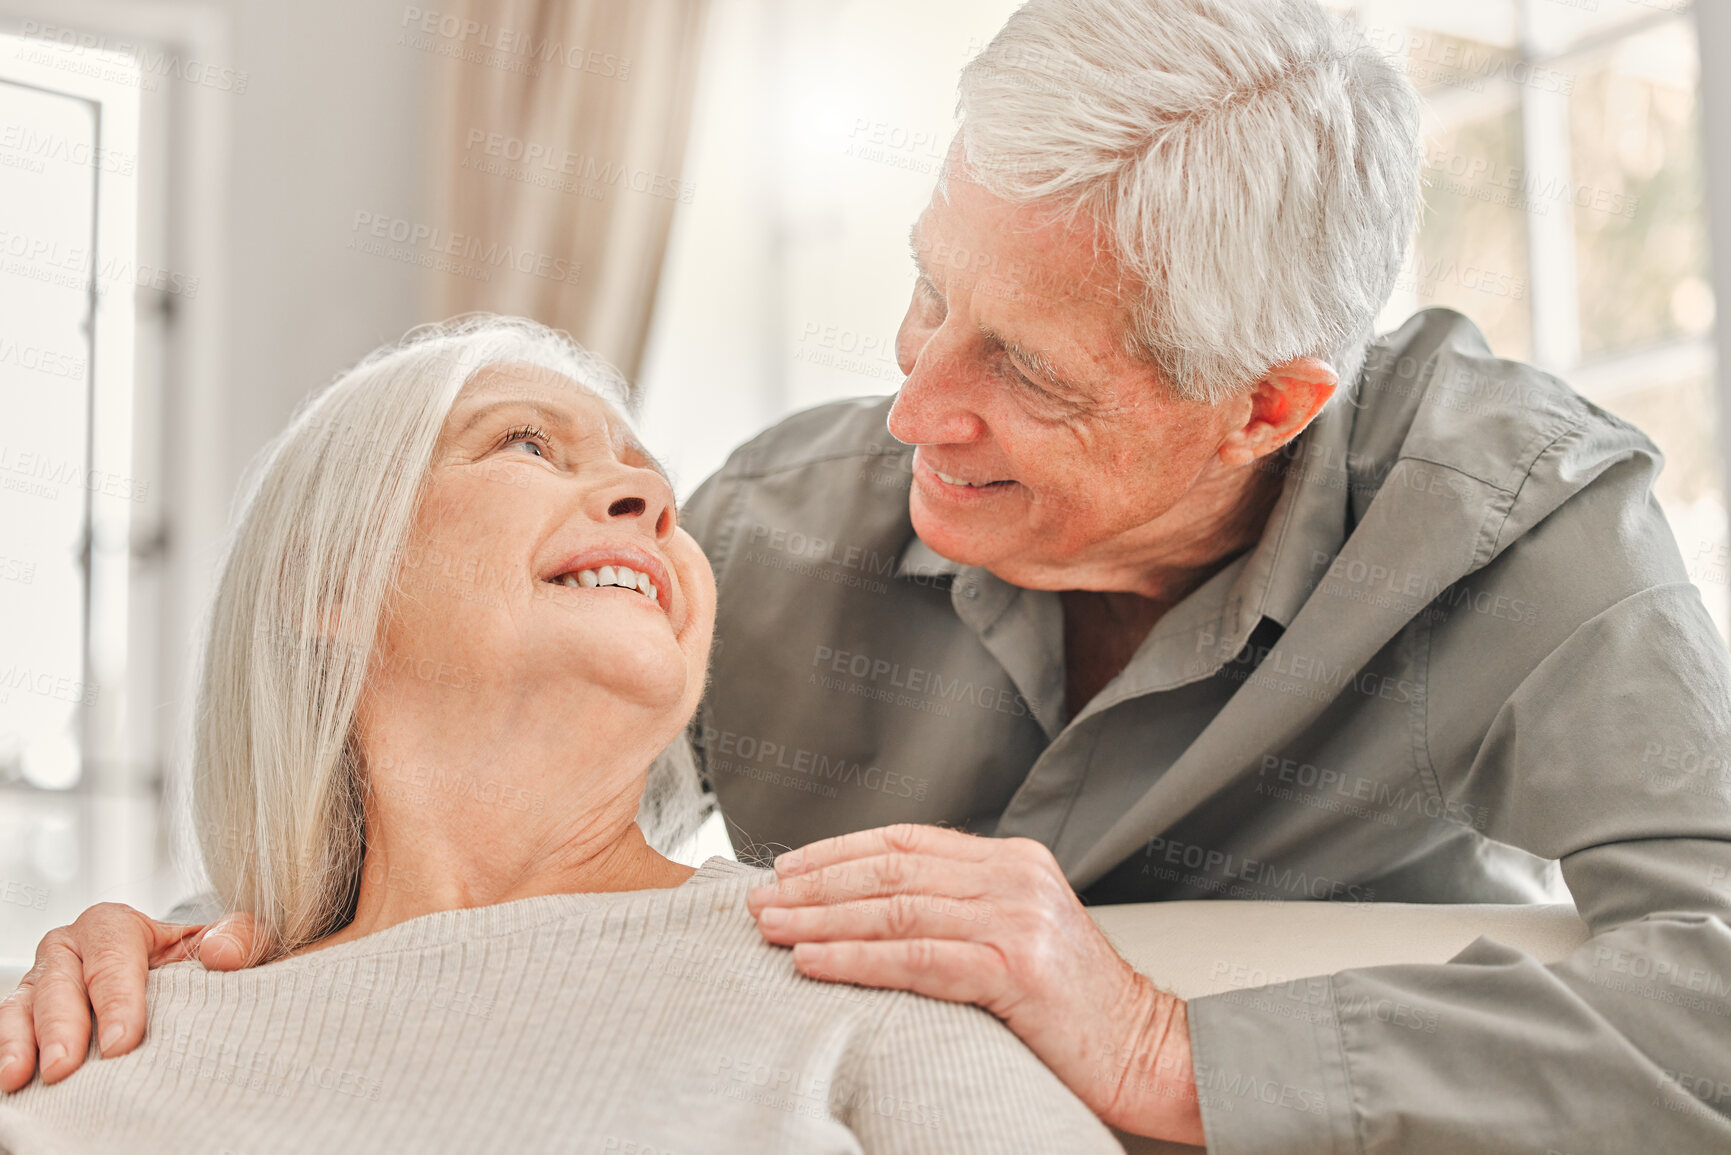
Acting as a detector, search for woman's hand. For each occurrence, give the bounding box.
[746,824,1204,1144]
[0,905,260,1089]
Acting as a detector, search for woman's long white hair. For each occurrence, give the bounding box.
[190,316,704,954]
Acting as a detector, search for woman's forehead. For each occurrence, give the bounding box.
[457,362,615,416]
[445,363,620,438]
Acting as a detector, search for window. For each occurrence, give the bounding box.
[0,16,204,962]
[1339,0,1723,637]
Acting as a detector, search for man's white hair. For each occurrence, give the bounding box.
[955,0,1422,403]
[189,316,705,955]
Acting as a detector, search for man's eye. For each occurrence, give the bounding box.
[916,278,946,315]
[1005,365,1047,397]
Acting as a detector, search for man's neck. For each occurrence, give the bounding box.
[1060,457,1287,714]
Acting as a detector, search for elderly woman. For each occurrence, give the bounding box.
[0,319,1120,1154]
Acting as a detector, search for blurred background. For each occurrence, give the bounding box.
[0,0,1723,968]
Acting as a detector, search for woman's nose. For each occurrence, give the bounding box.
[600,476,676,539]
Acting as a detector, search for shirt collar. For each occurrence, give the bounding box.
[896,534,963,582]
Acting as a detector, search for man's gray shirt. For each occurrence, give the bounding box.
[676,309,1731,1153]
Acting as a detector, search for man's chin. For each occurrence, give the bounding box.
[908,495,1022,570]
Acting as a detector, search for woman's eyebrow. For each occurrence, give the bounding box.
[451,399,567,440]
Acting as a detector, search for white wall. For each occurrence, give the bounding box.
[212,0,432,481]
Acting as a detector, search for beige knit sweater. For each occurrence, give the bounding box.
[0,858,1122,1154]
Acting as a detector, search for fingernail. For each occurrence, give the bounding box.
[793,943,828,966]
[40,1043,65,1072]
[759,907,789,929]
[775,851,803,875]
[747,885,775,905]
[99,1022,125,1055]
[199,930,233,959]
[0,1054,17,1082]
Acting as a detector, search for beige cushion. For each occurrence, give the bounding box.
[1090,900,1589,1152]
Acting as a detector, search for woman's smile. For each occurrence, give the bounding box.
[539,541,674,615]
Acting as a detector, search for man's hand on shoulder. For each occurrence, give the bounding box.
[0,904,261,1089]
[746,823,1204,1144]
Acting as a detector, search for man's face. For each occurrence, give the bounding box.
[888,166,1253,591]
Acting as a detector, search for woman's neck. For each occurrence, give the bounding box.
[297,732,698,954]
[304,822,695,954]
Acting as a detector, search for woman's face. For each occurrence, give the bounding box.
[367,363,715,759]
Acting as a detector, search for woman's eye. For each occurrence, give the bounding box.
[502,427,549,458]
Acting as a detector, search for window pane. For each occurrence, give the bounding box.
[1570,18,1708,360]
[1414,104,1534,360]
[1528,0,1683,56]
[0,81,97,791]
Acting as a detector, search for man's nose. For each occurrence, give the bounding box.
[888,334,989,446]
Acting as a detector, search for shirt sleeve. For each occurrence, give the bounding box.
[839,992,1125,1155]
[1187,581,1731,1153]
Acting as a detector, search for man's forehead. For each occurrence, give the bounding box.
[909,186,1128,310]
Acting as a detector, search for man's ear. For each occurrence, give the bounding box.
[1215,356,1338,468]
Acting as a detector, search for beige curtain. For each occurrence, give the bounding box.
[430,0,710,389]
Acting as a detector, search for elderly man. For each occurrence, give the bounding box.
[6,0,1731,1150]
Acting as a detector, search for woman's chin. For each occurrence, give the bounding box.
[565,648,695,711]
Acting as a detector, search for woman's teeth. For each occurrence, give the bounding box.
[553,566,657,603]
